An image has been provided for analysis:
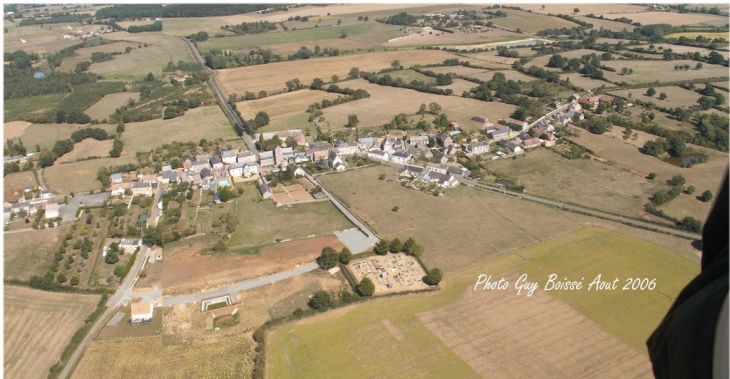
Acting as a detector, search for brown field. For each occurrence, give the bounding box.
[215,50,474,97]
[519,4,649,15]
[561,72,611,91]
[438,78,478,95]
[266,36,378,55]
[600,11,729,27]
[4,34,81,54]
[319,79,517,131]
[601,59,729,85]
[609,86,729,110]
[5,226,68,280]
[84,92,141,121]
[121,106,235,159]
[419,285,652,378]
[575,16,637,32]
[659,191,715,224]
[383,26,521,48]
[71,336,162,379]
[161,235,344,296]
[651,44,730,60]
[5,286,100,379]
[492,10,579,34]
[44,155,136,194]
[530,48,609,67]
[426,66,535,83]
[234,90,341,121]
[4,171,37,203]
[4,121,32,139]
[463,49,523,67]
[55,139,114,164]
[271,184,315,205]
[9,123,117,152]
[486,148,667,219]
[55,41,140,73]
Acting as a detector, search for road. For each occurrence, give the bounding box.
[180,37,258,154]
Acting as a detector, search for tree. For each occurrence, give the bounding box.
[547,54,565,68]
[357,277,375,296]
[145,72,155,81]
[346,114,359,128]
[113,265,124,277]
[428,102,442,115]
[389,238,402,253]
[697,96,715,110]
[310,77,324,90]
[339,247,352,264]
[348,67,360,79]
[701,190,713,202]
[667,135,686,157]
[426,268,443,285]
[678,217,702,233]
[715,94,725,106]
[695,62,703,70]
[573,8,579,13]
[309,290,333,312]
[331,74,339,83]
[319,246,340,269]
[38,149,57,168]
[648,172,657,180]
[391,59,401,69]
[391,205,399,212]
[213,240,228,252]
[57,271,67,283]
[667,174,686,186]
[646,87,656,97]
[374,239,389,255]
[410,243,424,258]
[105,248,119,264]
[254,111,270,126]
[403,237,416,253]
[418,103,427,115]
[685,185,696,195]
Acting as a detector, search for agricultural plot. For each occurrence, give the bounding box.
[268,227,698,378]
[438,78,478,95]
[4,225,67,280]
[601,59,730,85]
[4,93,67,122]
[55,139,114,164]
[491,9,579,33]
[44,156,136,194]
[609,86,728,110]
[462,49,523,67]
[214,49,473,97]
[3,121,32,139]
[319,79,517,131]
[519,4,649,15]
[259,113,311,133]
[71,336,162,379]
[159,17,237,37]
[665,32,730,40]
[658,191,715,225]
[4,33,80,54]
[529,48,611,67]
[575,16,636,32]
[4,286,100,379]
[560,72,611,91]
[485,148,667,219]
[234,90,341,122]
[55,41,140,73]
[121,106,235,158]
[161,335,255,378]
[84,92,141,121]
[426,66,535,83]
[3,171,37,203]
[9,123,116,152]
[650,43,730,60]
[602,11,729,27]
[383,26,522,48]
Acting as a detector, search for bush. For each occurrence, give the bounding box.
[318,246,340,269]
[308,291,333,312]
[357,277,375,296]
[426,268,443,285]
[339,247,352,265]
[700,190,713,202]
[213,240,227,252]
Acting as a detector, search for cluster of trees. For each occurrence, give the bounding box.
[204,48,281,69]
[318,246,353,270]
[162,98,201,119]
[70,127,108,142]
[373,237,424,257]
[360,71,454,96]
[109,139,124,158]
[90,52,114,63]
[224,21,277,35]
[641,135,687,158]
[290,45,342,60]
[18,11,91,26]
[95,4,270,19]
[96,163,138,188]
[127,20,162,33]
[378,12,418,25]
[497,46,520,58]
[245,111,270,132]
[5,139,27,156]
[187,30,209,42]
[5,70,97,100]
[578,115,612,135]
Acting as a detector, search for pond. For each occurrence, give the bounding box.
[662,153,708,167]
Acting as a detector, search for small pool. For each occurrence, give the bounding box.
[219,180,229,187]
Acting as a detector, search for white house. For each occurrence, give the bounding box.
[368,150,389,162]
[119,239,142,253]
[45,203,60,219]
[390,151,411,165]
[130,301,154,322]
[229,162,246,178]
[237,151,257,164]
[220,150,237,164]
[334,141,358,156]
[110,173,123,184]
[467,141,490,155]
[328,151,346,172]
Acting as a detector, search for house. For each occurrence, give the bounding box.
[500,118,529,132]
[157,171,178,185]
[409,135,429,147]
[40,190,51,199]
[161,165,172,172]
[421,170,459,188]
[288,163,306,177]
[280,147,294,162]
[489,128,511,140]
[131,182,154,196]
[467,141,490,155]
[425,162,449,175]
[334,141,358,156]
[433,152,449,164]
[229,162,246,177]
[447,166,470,179]
[210,155,224,169]
[390,151,411,165]
[11,202,35,215]
[381,137,397,152]
[522,138,542,149]
[328,150,346,172]
[554,113,571,125]
[111,182,133,196]
[258,151,275,166]
[195,153,211,162]
[273,146,284,165]
[437,133,453,149]
[368,150,389,162]
[256,129,306,147]
[291,152,309,163]
[498,139,523,153]
[130,301,154,322]
[237,151,257,164]
[306,146,330,162]
[200,168,213,184]
[599,94,615,103]
[110,173,123,184]
[221,150,237,164]
[258,180,272,199]
[398,164,424,178]
[357,136,379,150]
[565,111,584,120]
[45,203,59,219]
[183,157,194,169]
[190,160,211,173]
[449,121,461,130]
[119,239,142,253]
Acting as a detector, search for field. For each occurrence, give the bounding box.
[4,93,67,122]
[3,121,32,139]
[602,11,729,27]
[319,79,517,131]
[561,72,612,91]
[665,32,730,40]
[601,59,730,85]
[55,41,140,73]
[84,92,141,121]
[234,90,341,123]
[8,123,117,152]
[4,171,37,203]
[383,26,522,48]
[215,50,477,97]
[55,139,114,164]
[4,32,81,54]
[159,17,236,37]
[70,336,162,379]
[4,286,100,379]
[486,148,667,218]
[519,4,649,15]
[609,86,729,110]
[462,50,521,66]
[529,48,611,68]
[121,106,235,158]
[44,155,136,194]
[271,184,315,205]
[4,225,67,280]
[575,16,637,32]
[267,227,698,377]
[491,9,579,33]
[438,78,479,95]
[426,66,535,82]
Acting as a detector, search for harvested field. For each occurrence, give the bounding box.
[575,16,637,32]
[428,66,535,83]
[44,156,136,194]
[161,17,236,37]
[438,78,478,95]
[609,86,729,110]
[560,72,611,91]
[71,337,162,379]
[3,121,32,140]
[4,226,67,280]
[601,12,729,27]
[4,93,67,122]
[271,184,315,205]
[530,48,609,67]
[84,92,140,121]
[55,41,139,73]
[8,123,116,152]
[4,34,80,54]
[519,4,649,15]
[55,139,114,164]
[121,106,235,158]
[463,49,522,66]
[320,79,517,131]
[601,59,729,85]
[268,227,698,378]
[3,171,37,203]
[665,32,730,40]
[658,191,715,224]
[164,235,344,295]
[486,148,667,218]
[492,10,579,33]
[383,26,521,48]
[5,286,100,379]
[259,113,311,133]
[215,50,473,97]
[162,334,255,378]
[234,90,341,122]
[650,43,730,59]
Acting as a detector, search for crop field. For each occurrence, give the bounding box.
[55,41,140,73]
[226,181,354,247]
[665,32,730,40]
[234,90,341,122]
[4,93,67,122]
[602,11,729,27]
[215,50,474,97]
[3,171,37,203]
[319,79,517,131]
[5,286,100,379]
[383,26,522,48]
[3,121,32,139]
[121,106,235,158]
[268,227,698,378]
[4,33,80,54]
[438,78,478,95]
[71,337,162,379]
[519,4,649,15]
[601,59,730,85]
[4,224,68,280]
[575,16,637,32]
[650,43,730,60]
[462,49,523,67]
[560,72,612,91]
[215,4,448,25]
[530,48,611,67]
[486,148,668,218]
[55,139,114,164]
[9,123,116,152]
[161,335,255,378]
[84,92,141,121]
[158,17,236,37]
[260,113,311,133]
[426,66,536,83]
[381,69,437,85]
[609,86,729,110]
[491,9,579,33]
[44,155,136,194]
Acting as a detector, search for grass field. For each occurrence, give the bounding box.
[71,336,162,379]
[665,31,730,40]
[319,79,517,131]
[159,17,236,37]
[4,225,67,280]
[530,48,611,67]
[384,26,522,49]
[55,41,140,73]
[602,11,729,27]
[492,9,579,33]
[56,139,114,163]
[438,78,478,95]
[425,65,535,83]
[4,286,100,379]
[4,171,38,203]
[44,155,136,194]
[84,92,141,121]
[234,90,341,123]
[485,148,667,218]
[601,59,729,85]
[561,71,612,91]
[268,227,698,377]
[259,113,311,133]
[9,123,116,152]
[609,85,729,110]
[4,93,67,122]
[519,4,649,15]
[215,50,475,97]
[121,106,235,158]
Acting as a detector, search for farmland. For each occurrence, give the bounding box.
[383,26,522,48]
[55,139,114,164]
[71,337,162,379]
[4,225,68,281]
[608,86,729,111]
[3,121,31,139]
[215,50,474,97]
[575,16,637,32]
[601,11,729,27]
[55,41,140,73]
[491,9,579,33]
[665,32,730,40]
[44,155,136,194]
[5,286,100,379]
[234,90,342,123]
[84,92,141,121]
[519,4,649,15]
[4,171,38,203]
[8,123,116,152]
[4,94,67,122]
[426,66,536,82]
[319,79,517,131]
[601,59,729,85]
[268,227,698,377]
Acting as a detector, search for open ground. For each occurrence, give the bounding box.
[234,90,341,123]
[665,32,730,40]
[267,227,698,378]
[601,59,729,85]
[426,66,536,82]
[44,155,136,194]
[4,225,68,280]
[55,139,114,164]
[491,9,579,33]
[4,93,67,122]
[609,86,729,111]
[4,286,100,379]
[271,184,316,205]
[319,79,517,131]
[3,121,32,140]
[4,171,38,203]
[84,92,141,121]
[70,336,162,379]
[55,41,140,73]
[9,123,116,152]
[383,26,521,48]
[519,4,649,15]
[600,11,729,27]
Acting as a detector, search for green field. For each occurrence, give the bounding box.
[492,9,579,33]
[268,227,698,377]
[665,32,730,39]
[9,123,117,152]
[4,93,67,122]
[258,113,311,133]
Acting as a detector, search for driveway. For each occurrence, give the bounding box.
[59,192,110,221]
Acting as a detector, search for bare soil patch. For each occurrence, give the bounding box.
[71,336,162,379]
[55,139,114,164]
[4,121,32,139]
[272,184,315,205]
[383,26,520,47]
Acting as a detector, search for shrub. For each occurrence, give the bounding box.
[357,277,375,296]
